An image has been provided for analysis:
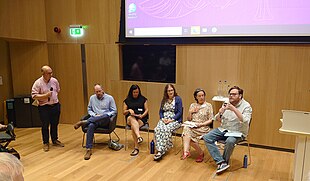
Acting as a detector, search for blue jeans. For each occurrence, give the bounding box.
[203,128,242,165]
[86,115,110,149]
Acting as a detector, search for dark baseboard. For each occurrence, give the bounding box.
[239,143,294,153]
[116,125,294,153]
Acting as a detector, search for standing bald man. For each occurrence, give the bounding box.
[31,65,64,152]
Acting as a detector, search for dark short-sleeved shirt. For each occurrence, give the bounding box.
[124,96,149,123]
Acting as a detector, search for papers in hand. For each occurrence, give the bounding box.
[182,121,197,128]
[224,131,242,137]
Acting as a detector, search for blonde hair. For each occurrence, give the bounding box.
[0,153,24,181]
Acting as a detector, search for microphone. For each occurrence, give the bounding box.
[48,87,53,101]
[219,100,229,118]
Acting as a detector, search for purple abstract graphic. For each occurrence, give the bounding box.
[125,0,310,37]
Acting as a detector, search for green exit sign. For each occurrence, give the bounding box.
[70,27,84,37]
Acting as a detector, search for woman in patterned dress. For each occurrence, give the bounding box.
[153,84,183,161]
[181,88,213,162]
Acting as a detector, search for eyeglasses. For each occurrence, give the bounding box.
[229,93,239,96]
[167,89,174,92]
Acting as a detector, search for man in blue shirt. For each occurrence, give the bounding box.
[74,84,117,160]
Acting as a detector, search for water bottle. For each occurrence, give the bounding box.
[243,155,248,168]
[223,80,228,97]
[227,84,230,96]
[217,80,223,97]
[150,140,155,154]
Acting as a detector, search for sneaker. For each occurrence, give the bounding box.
[216,162,230,174]
[84,149,92,160]
[43,144,49,152]
[52,140,64,147]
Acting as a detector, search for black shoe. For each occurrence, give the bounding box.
[130,148,139,156]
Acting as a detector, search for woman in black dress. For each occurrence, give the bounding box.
[123,84,149,156]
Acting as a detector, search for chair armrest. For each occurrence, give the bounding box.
[108,114,117,131]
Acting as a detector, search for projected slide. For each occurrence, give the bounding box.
[125,0,310,37]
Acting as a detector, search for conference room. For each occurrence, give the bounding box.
[1,0,310,180]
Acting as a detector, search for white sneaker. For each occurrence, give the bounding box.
[216,162,230,174]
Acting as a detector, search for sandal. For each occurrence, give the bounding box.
[130,148,139,156]
[180,151,191,160]
[153,151,164,161]
[137,137,143,144]
[195,152,204,162]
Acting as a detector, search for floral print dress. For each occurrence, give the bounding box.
[182,102,213,143]
[154,98,181,153]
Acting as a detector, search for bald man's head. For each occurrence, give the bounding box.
[41,65,53,82]
[94,84,104,99]
[41,65,52,73]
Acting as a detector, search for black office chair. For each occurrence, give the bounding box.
[0,123,20,159]
[80,114,120,147]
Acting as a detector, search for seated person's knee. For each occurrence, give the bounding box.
[225,137,237,146]
[203,134,213,143]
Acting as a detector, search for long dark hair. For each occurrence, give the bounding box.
[127,84,142,100]
[161,84,178,107]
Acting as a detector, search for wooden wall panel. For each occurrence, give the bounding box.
[181,45,241,128]
[45,0,77,43]
[0,40,13,123]
[183,45,241,98]
[0,0,46,41]
[239,45,310,149]
[85,44,119,97]
[48,44,85,123]
[85,44,106,98]
[76,0,120,44]
[10,42,48,96]
[45,0,120,44]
